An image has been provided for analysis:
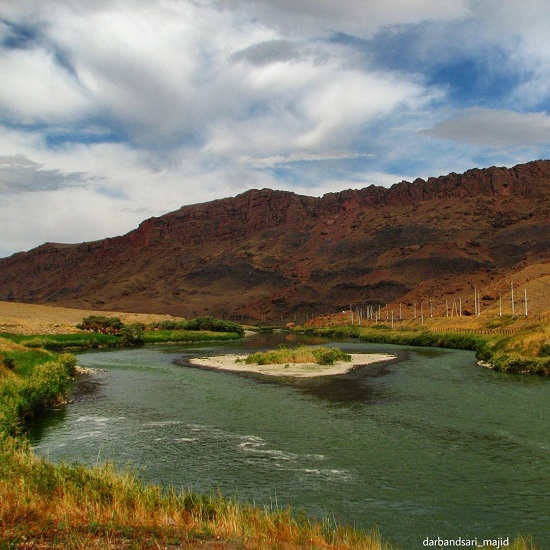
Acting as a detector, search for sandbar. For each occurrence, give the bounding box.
[187,352,396,378]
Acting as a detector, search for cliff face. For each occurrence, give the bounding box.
[1,160,549,320]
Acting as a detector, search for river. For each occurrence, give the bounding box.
[30,332,550,548]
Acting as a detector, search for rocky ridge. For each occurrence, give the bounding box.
[1,160,549,321]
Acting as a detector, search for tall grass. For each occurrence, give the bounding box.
[1,332,120,351]
[0,353,75,436]
[0,348,53,376]
[0,436,398,548]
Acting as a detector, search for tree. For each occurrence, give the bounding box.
[77,316,124,334]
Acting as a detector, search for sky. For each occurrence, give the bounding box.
[1,0,550,258]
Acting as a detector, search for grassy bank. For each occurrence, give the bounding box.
[0,437,395,549]
[298,323,550,375]
[0,328,241,351]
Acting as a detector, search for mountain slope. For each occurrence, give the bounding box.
[1,160,549,321]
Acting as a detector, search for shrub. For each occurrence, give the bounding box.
[539,342,550,357]
[312,347,352,365]
[120,323,145,346]
[182,316,244,336]
[77,316,124,334]
[3,356,16,370]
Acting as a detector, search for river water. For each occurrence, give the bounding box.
[30,333,550,548]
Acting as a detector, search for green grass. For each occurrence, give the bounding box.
[0,348,54,376]
[0,329,242,351]
[143,329,241,344]
[0,332,119,351]
[0,353,75,436]
[244,345,352,365]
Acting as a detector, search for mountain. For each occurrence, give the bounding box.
[1,160,549,322]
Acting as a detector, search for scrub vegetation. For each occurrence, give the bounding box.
[243,345,352,366]
[0,315,244,352]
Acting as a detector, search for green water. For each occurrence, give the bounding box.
[31,333,550,548]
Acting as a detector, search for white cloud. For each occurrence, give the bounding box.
[0,48,92,124]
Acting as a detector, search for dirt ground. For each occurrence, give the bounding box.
[0,301,179,335]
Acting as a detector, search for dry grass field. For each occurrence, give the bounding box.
[0,301,180,335]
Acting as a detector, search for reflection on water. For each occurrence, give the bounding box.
[30,333,550,548]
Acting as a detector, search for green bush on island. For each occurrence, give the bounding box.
[243,345,351,366]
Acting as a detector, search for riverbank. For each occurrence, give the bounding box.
[187,352,396,378]
[0,332,397,548]
[296,323,550,376]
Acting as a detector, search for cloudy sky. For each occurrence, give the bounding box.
[1,0,550,257]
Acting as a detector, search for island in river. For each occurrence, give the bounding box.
[184,352,396,378]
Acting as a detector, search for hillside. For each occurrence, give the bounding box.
[1,160,549,322]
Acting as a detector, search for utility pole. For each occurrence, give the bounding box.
[511,282,515,315]
[499,293,502,316]
[524,288,528,316]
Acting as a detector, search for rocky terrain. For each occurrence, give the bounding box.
[1,160,549,322]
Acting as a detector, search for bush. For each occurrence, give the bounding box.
[0,353,76,435]
[77,316,124,334]
[182,316,244,336]
[151,317,244,336]
[120,323,145,346]
[312,347,352,365]
[539,342,550,357]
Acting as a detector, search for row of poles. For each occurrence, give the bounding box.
[348,284,530,327]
